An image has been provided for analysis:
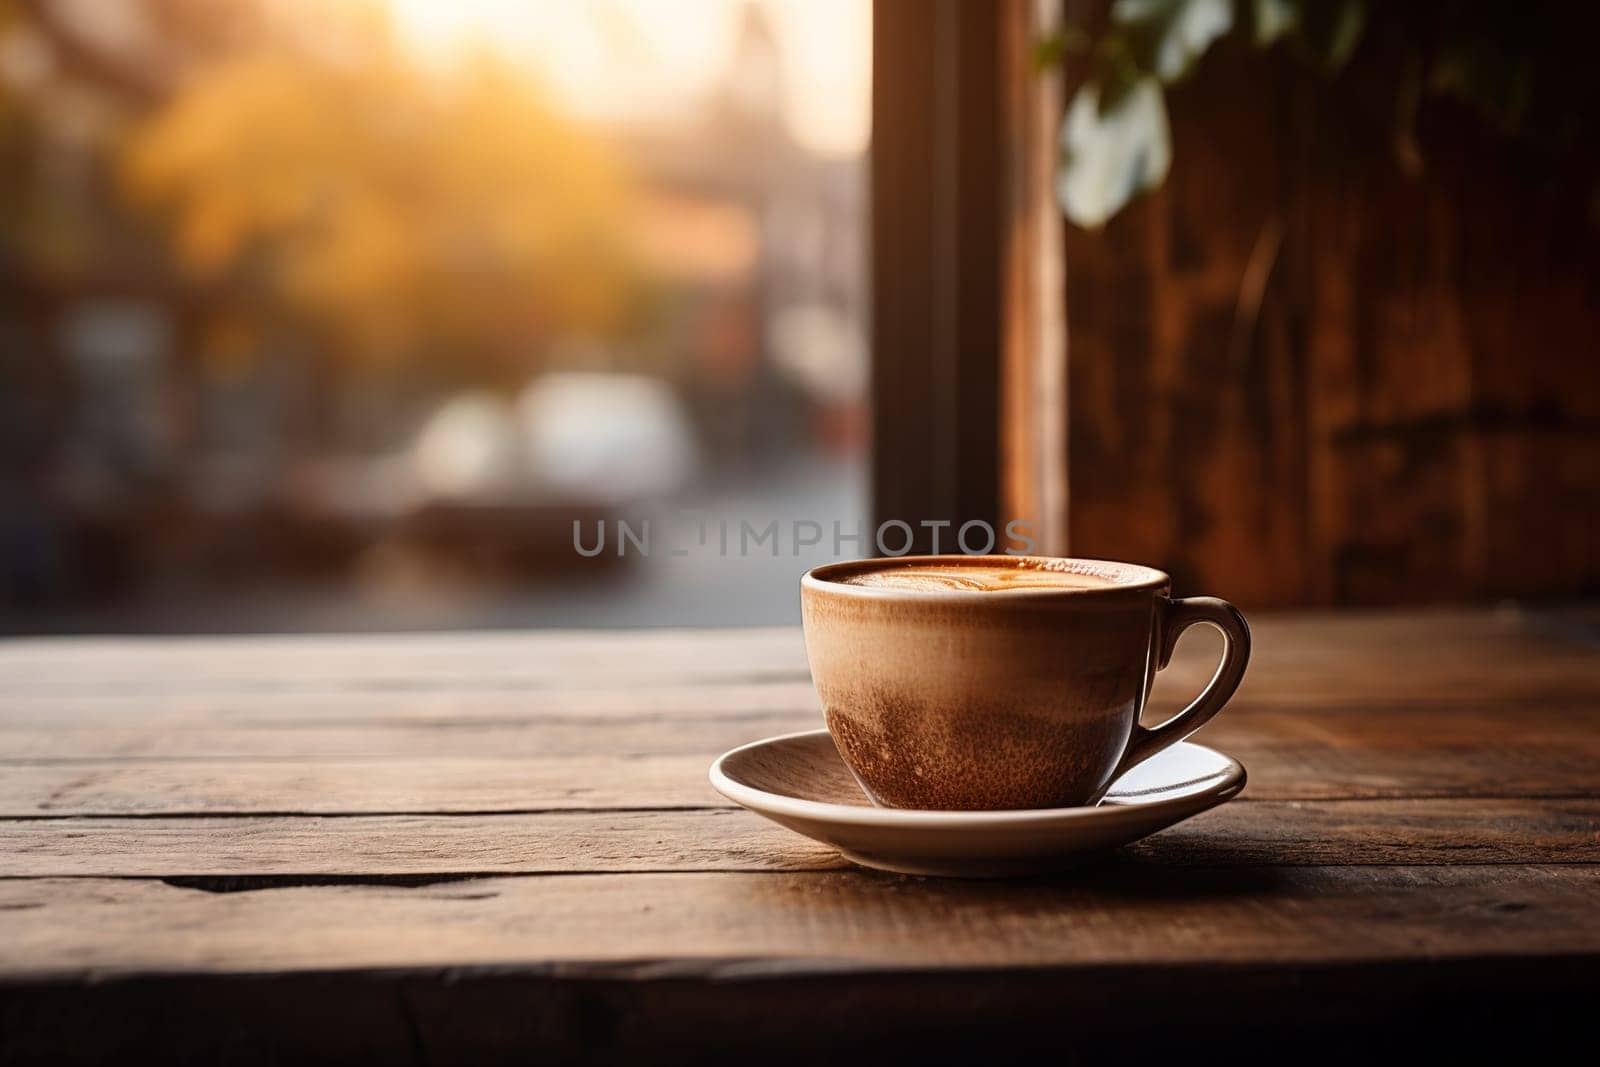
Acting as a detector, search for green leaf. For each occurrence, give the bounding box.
[1250,0,1298,46]
[1096,52,1146,115]
[1033,25,1091,70]
[1112,0,1233,82]
[1057,78,1173,228]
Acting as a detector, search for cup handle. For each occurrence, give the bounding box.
[1109,596,1251,783]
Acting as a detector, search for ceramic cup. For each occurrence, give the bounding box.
[800,555,1250,810]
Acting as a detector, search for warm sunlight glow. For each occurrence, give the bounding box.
[377,0,870,156]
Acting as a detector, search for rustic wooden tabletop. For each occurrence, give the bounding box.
[2,609,1597,1062]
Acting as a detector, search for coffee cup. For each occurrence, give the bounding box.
[800,555,1250,810]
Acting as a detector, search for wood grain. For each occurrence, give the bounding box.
[5,865,1599,982]
[0,629,810,693]
[2,698,1595,814]
[0,755,724,815]
[0,608,1595,1062]
[1062,35,1600,608]
[0,681,823,728]
[0,614,1594,818]
[3,799,1596,878]
[0,611,1589,712]
[2,698,1596,765]
[0,743,1576,816]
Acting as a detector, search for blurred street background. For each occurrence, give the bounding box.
[0,0,870,631]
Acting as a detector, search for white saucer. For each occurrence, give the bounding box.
[709,730,1245,877]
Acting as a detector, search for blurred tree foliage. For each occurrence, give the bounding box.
[116,14,644,384]
[1046,0,1600,227]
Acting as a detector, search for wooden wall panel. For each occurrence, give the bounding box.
[1063,40,1600,607]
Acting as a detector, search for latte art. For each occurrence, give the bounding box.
[839,564,1115,593]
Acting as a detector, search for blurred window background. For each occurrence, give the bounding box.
[0,0,870,631]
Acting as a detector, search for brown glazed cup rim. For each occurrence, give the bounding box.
[802,555,1170,601]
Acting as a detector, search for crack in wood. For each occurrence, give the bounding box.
[159,874,495,894]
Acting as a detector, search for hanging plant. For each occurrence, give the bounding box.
[1044,0,1600,228]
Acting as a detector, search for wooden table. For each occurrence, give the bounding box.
[2,609,1598,1062]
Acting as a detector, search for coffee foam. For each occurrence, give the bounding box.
[837,563,1116,593]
